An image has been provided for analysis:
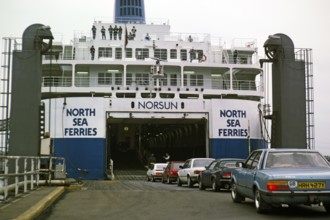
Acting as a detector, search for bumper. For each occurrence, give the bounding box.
[260,189,330,205]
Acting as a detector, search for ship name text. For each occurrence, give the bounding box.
[138,101,178,110]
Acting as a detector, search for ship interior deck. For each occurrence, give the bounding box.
[106,118,207,176]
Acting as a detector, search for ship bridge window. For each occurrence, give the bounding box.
[170,49,177,59]
[170,74,178,86]
[115,48,122,59]
[184,74,203,86]
[180,49,187,61]
[191,74,204,86]
[126,73,133,86]
[125,48,133,58]
[115,73,123,85]
[136,73,150,86]
[98,72,112,85]
[99,47,112,58]
[136,48,149,60]
[154,49,167,61]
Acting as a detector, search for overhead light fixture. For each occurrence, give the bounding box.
[107,69,120,73]
[183,71,195,74]
[77,71,88,75]
[211,74,221,77]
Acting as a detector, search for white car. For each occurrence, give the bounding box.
[146,163,167,182]
[177,158,214,187]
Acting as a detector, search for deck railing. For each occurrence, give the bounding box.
[0,156,66,201]
[41,76,260,92]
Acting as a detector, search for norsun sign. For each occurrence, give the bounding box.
[137,101,178,110]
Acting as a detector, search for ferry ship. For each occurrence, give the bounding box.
[3,0,271,180]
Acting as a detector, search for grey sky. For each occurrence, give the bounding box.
[1,0,329,154]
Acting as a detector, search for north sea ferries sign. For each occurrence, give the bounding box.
[210,100,261,139]
[52,98,105,138]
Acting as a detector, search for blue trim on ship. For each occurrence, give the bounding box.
[209,138,267,159]
[53,138,106,180]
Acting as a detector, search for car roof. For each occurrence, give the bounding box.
[256,148,319,153]
[187,158,214,160]
[213,158,245,162]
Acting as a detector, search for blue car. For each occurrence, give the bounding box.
[231,149,330,214]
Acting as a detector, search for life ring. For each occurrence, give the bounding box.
[200,55,207,62]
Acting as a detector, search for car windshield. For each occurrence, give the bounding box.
[193,159,213,167]
[265,152,330,169]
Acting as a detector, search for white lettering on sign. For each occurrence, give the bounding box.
[64,108,98,136]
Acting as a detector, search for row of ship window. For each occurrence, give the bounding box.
[97,73,204,87]
[120,0,142,7]
[95,47,204,61]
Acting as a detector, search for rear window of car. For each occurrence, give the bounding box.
[155,164,167,170]
[192,159,213,167]
[265,152,330,169]
[172,163,184,169]
[221,161,239,168]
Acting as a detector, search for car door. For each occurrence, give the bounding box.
[202,160,218,187]
[242,151,262,198]
[179,159,191,182]
[235,151,261,197]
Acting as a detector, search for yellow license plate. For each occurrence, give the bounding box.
[298,182,326,189]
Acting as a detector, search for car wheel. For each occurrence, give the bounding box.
[254,189,270,213]
[324,203,330,213]
[198,178,205,190]
[187,176,194,188]
[231,182,245,203]
[212,179,220,192]
[177,177,182,186]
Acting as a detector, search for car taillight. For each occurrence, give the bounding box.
[194,170,202,174]
[156,172,162,176]
[267,180,290,191]
[222,173,231,178]
[170,170,176,175]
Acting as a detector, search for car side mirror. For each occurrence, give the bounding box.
[179,165,183,169]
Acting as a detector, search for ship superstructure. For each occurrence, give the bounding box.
[2,0,270,179]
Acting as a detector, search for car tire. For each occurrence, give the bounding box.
[198,178,205,190]
[212,179,220,192]
[187,176,194,188]
[324,203,330,213]
[231,182,245,203]
[254,189,270,213]
[177,177,182,186]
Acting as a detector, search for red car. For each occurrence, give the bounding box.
[162,161,184,184]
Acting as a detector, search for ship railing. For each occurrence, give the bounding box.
[231,38,257,49]
[93,17,170,26]
[0,156,66,202]
[41,76,260,92]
